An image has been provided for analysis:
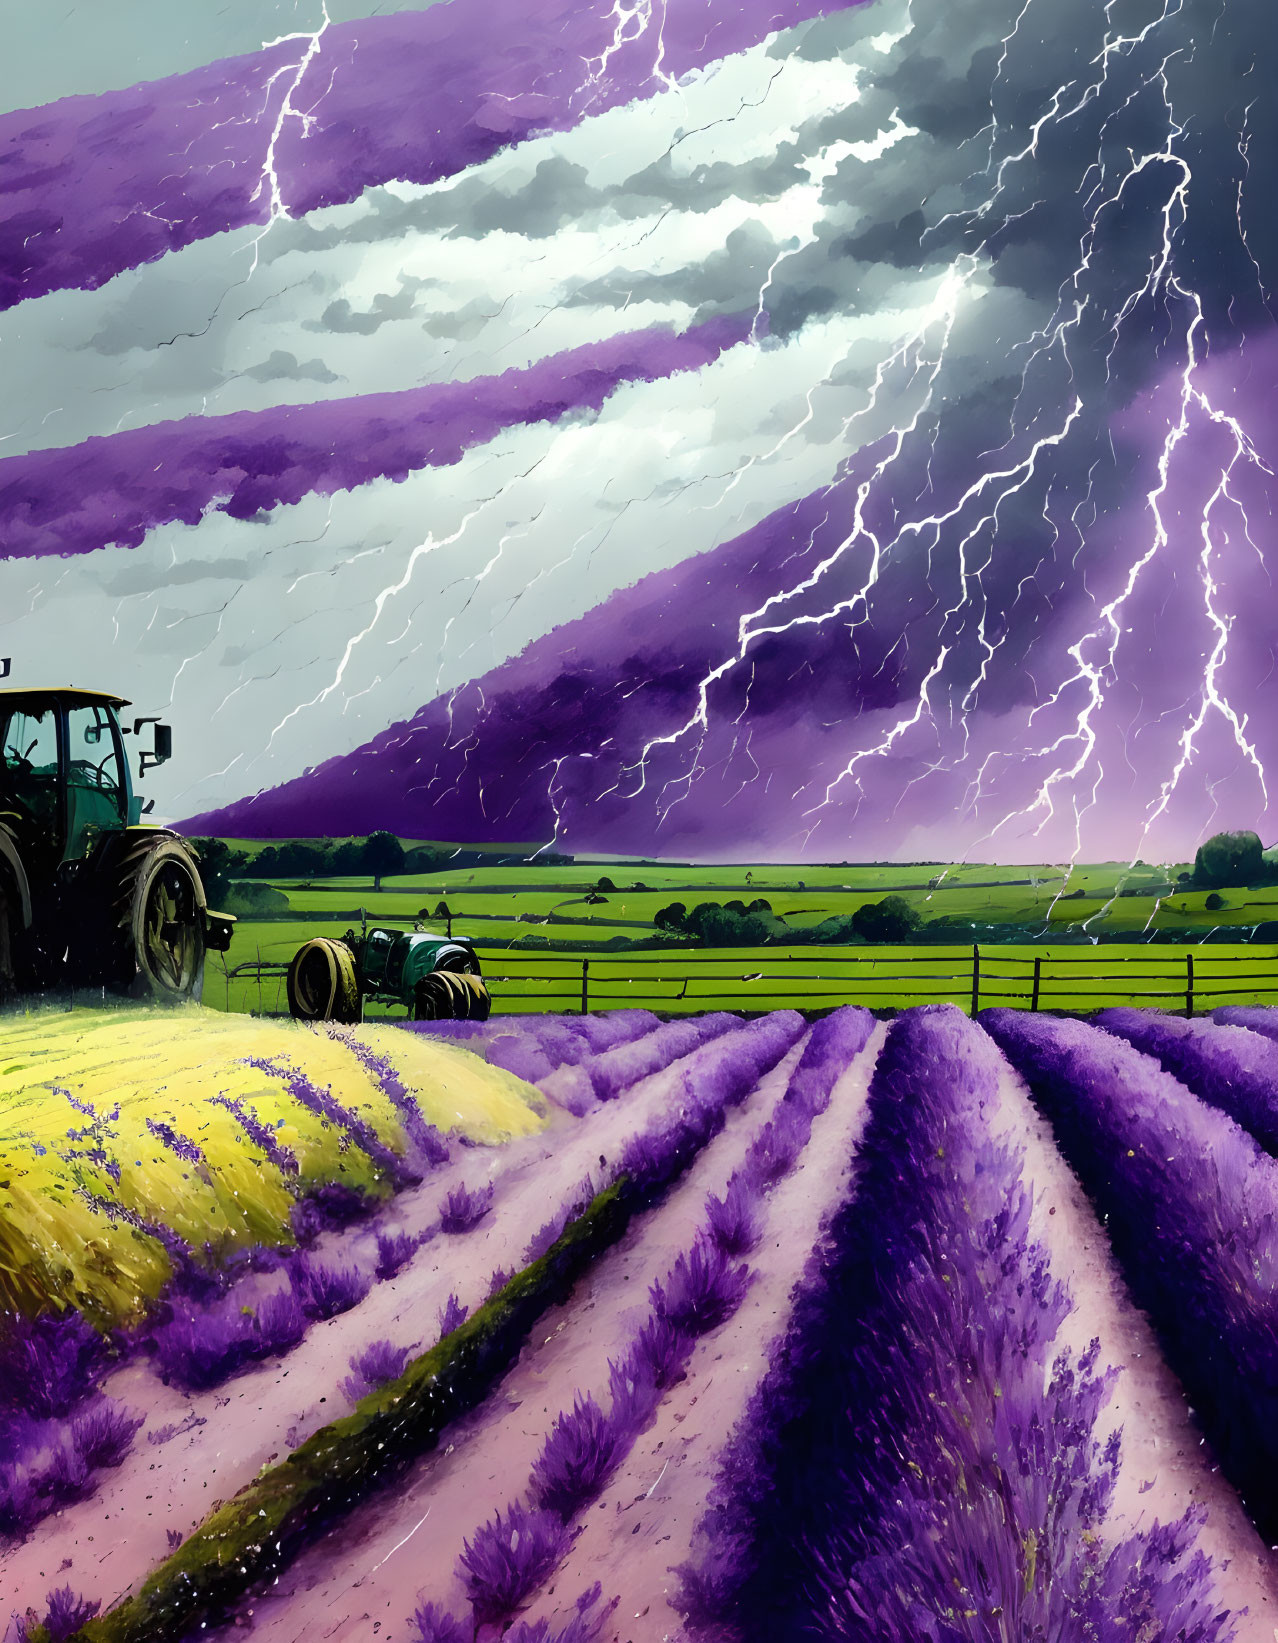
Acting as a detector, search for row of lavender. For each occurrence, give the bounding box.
[985,1005,1278,1541]
[675,1005,1237,1641]
[0,1011,724,1545]
[408,1008,874,1643]
[12,1012,808,1643]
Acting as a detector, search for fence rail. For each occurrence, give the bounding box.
[476,942,1278,1018]
[217,943,1278,1019]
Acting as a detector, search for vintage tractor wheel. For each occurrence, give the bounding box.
[115,837,207,1003]
[287,938,360,1024]
[412,969,491,1021]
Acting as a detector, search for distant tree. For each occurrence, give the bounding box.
[596,875,617,893]
[850,895,921,943]
[682,900,787,946]
[747,898,772,914]
[404,845,449,874]
[333,839,365,874]
[364,831,406,891]
[1205,892,1227,911]
[1193,830,1265,889]
[654,901,687,932]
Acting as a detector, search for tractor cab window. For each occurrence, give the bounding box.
[64,704,127,850]
[0,706,60,837]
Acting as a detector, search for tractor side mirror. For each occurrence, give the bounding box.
[134,718,172,774]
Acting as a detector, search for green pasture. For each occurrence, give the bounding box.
[208,917,1278,1020]
[224,854,1255,951]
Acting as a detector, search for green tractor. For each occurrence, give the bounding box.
[287,925,491,1023]
[0,682,234,1006]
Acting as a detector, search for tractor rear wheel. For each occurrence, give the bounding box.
[115,837,207,1003]
[0,873,14,1005]
[287,938,360,1023]
[412,970,491,1021]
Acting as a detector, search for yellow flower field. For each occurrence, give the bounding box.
[0,1006,544,1325]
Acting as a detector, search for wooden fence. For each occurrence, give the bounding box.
[454,943,1278,1018]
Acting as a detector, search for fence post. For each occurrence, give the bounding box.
[970,943,980,1017]
[1031,955,1041,1012]
[581,958,590,1016]
[1186,951,1194,1019]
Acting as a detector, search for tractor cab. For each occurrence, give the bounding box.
[0,684,231,1005]
[0,689,170,867]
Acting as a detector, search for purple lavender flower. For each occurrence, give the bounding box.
[983,1005,1278,1542]
[244,1055,418,1188]
[0,1307,106,1419]
[290,1181,375,1243]
[437,1293,468,1336]
[457,1502,571,1623]
[335,1033,452,1169]
[70,1396,143,1469]
[374,1227,420,1280]
[150,1300,258,1390]
[439,1180,494,1233]
[18,1586,101,1643]
[678,1006,1230,1641]
[650,1237,752,1337]
[252,1289,309,1357]
[296,1259,372,1321]
[145,1117,205,1165]
[609,1316,692,1434]
[705,1175,764,1256]
[211,1094,299,1174]
[1098,1007,1278,1156]
[530,1394,623,1519]
[504,1585,619,1643]
[342,1339,411,1402]
[410,1601,473,1643]
[740,1103,810,1189]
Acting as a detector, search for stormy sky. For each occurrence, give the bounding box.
[1,0,1275,863]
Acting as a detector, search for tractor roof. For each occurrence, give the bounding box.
[0,687,131,710]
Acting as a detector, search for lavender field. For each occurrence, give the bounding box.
[4,1004,1278,1642]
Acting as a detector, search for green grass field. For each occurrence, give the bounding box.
[203,852,1278,1019]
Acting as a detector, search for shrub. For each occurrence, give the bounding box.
[151,1301,258,1390]
[296,1259,372,1321]
[439,1181,494,1233]
[651,1237,751,1336]
[849,894,921,942]
[410,1603,473,1643]
[457,1503,571,1622]
[342,1339,411,1402]
[252,1289,309,1357]
[704,1176,764,1256]
[504,1585,618,1643]
[530,1395,623,1519]
[740,1105,809,1189]
[375,1228,420,1280]
[290,1181,376,1243]
[437,1293,468,1336]
[0,1307,106,1419]
[70,1397,143,1470]
[18,1586,101,1642]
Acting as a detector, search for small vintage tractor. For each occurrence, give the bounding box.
[0,683,235,1005]
[287,925,490,1023]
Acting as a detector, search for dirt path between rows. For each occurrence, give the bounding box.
[209,1036,810,1641]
